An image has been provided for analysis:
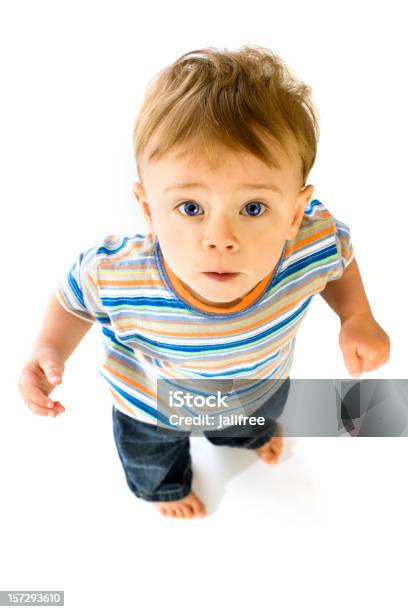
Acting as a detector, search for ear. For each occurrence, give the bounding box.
[132,181,155,234]
[285,184,314,241]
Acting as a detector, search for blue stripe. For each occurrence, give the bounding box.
[96,236,130,256]
[102,296,190,310]
[277,244,337,282]
[67,267,87,310]
[100,372,171,425]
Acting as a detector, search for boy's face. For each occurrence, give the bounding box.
[133,135,314,308]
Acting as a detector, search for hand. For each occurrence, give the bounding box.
[18,349,66,417]
[339,313,391,378]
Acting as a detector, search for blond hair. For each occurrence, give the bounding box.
[133,44,319,188]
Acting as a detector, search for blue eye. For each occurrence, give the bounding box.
[176,200,267,217]
[243,201,265,216]
[177,201,203,216]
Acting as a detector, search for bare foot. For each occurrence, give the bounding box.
[155,490,207,519]
[255,422,284,465]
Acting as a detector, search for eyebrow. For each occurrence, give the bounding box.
[164,181,283,195]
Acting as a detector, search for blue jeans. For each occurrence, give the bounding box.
[112,377,291,502]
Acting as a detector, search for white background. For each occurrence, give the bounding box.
[1,0,407,610]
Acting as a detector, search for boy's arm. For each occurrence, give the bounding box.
[319,257,390,376]
[319,258,372,323]
[30,292,93,362]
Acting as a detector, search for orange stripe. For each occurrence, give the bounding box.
[285,223,333,258]
[104,364,156,400]
[99,265,157,270]
[97,279,162,287]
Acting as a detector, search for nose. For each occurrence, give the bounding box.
[202,216,239,252]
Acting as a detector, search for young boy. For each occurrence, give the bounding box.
[18,45,390,519]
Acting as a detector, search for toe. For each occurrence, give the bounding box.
[192,500,206,517]
[266,449,279,463]
[180,506,191,519]
[257,445,279,464]
[178,506,186,518]
[183,505,193,519]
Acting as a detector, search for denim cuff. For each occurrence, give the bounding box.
[128,464,193,502]
[237,420,278,449]
[132,482,192,502]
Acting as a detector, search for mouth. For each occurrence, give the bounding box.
[202,271,240,282]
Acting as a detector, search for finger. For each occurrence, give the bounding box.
[349,368,361,378]
[342,347,362,377]
[25,399,65,417]
[355,347,379,374]
[26,388,55,410]
[25,398,60,417]
[39,359,64,386]
[53,401,66,413]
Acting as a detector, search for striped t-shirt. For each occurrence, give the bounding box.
[55,198,354,425]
